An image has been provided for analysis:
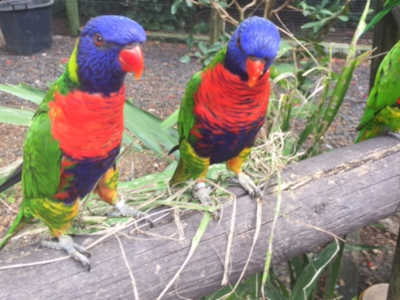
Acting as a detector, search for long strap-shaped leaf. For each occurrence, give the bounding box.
[0,106,34,126]
[363,0,400,35]
[0,84,45,105]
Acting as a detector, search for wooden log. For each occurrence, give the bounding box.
[1,136,400,299]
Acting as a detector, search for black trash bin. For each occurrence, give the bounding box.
[0,0,54,55]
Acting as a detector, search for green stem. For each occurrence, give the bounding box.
[65,0,80,36]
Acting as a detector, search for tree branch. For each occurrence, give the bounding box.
[271,0,293,17]
[1,136,400,299]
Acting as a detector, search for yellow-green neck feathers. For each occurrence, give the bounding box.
[67,40,80,84]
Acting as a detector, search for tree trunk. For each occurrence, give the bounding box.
[1,136,400,299]
[65,0,80,37]
[388,233,400,300]
[209,6,223,45]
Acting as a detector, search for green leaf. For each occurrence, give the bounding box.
[121,133,143,152]
[323,241,345,300]
[119,162,176,192]
[124,100,178,155]
[320,9,333,16]
[338,15,349,21]
[291,240,340,300]
[289,255,310,287]
[268,269,290,298]
[301,20,326,32]
[179,55,191,64]
[198,41,208,54]
[170,0,182,15]
[0,106,34,126]
[363,0,400,34]
[275,63,296,74]
[161,109,179,129]
[277,40,294,58]
[263,280,288,300]
[0,83,45,105]
[203,273,286,300]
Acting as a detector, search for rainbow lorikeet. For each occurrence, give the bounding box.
[169,17,280,204]
[0,15,146,270]
[356,40,400,143]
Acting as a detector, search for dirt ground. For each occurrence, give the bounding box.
[0,19,398,297]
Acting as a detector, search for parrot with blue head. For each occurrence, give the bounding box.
[0,15,146,270]
[169,16,280,204]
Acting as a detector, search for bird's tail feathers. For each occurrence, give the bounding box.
[354,129,365,143]
[0,208,25,250]
[355,125,384,143]
[0,162,22,193]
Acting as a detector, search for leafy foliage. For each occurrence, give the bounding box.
[180,36,229,66]
[362,0,400,34]
[297,0,350,40]
[202,240,340,300]
[71,0,208,34]
[179,0,353,66]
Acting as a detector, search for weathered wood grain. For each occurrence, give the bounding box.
[1,136,400,300]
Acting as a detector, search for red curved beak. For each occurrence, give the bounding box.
[246,58,265,87]
[119,45,144,79]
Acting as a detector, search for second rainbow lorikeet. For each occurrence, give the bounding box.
[356,40,400,143]
[169,16,280,204]
[0,15,146,270]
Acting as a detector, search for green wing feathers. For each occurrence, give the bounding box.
[0,209,24,249]
[0,82,64,247]
[170,140,210,185]
[23,95,62,199]
[171,73,207,185]
[177,47,227,141]
[177,72,202,141]
[23,75,75,198]
[171,48,227,185]
[356,40,400,142]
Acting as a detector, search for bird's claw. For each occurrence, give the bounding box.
[109,201,154,228]
[237,172,262,199]
[193,182,213,206]
[193,182,220,219]
[41,235,91,271]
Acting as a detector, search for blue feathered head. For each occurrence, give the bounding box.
[225,16,280,86]
[74,15,146,95]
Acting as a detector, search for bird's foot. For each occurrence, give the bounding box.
[41,235,91,271]
[236,172,262,199]
[193,182,213,206]
[193,182,220,218]
[109,201,153,227]
[388,131,400,141]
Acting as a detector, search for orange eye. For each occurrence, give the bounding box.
[94,33,104,47]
